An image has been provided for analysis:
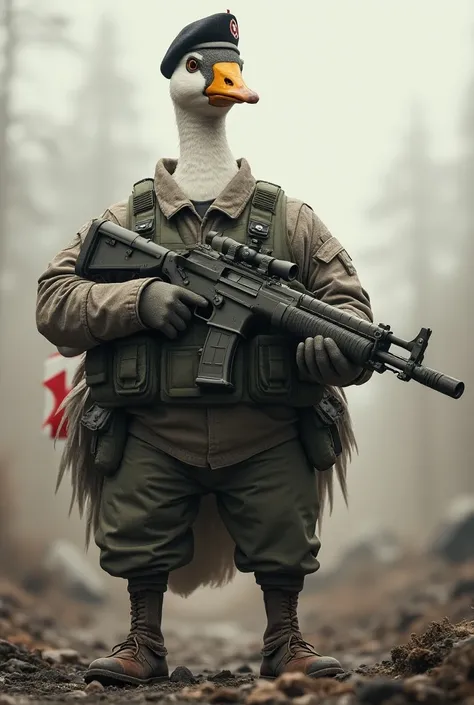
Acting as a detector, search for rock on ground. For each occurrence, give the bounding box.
[2,554,474,704]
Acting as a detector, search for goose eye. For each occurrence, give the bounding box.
[186,57,200,73]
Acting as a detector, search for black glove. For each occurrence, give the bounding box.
[296,335,362,386]
[139,281,208,339]
[57,346,84,357]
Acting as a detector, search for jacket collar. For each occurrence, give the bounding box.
[153,157,256,219]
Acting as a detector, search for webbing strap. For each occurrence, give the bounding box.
[127,177,288,258]
[129,177,188,250]
[247,180,282,251]
[130,178,156,236]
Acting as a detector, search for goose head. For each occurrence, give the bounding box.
[170,47,259,118]
[161,12,259,119]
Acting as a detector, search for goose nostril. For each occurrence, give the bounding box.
[224,78,233,86]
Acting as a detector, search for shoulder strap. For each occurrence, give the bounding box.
[127,177,186,250]
[128,178,156,236]
[127,177,289,259]
[247,180,290,261]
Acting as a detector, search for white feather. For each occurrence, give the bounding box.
[55,53,356,598]
[169,52,238,201]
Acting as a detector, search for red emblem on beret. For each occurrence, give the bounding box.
[230,18,239,39]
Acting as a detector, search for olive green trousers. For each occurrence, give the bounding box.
[95,434,321,583]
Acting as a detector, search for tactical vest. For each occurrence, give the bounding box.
[84,178,324,409]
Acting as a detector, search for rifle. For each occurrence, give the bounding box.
[75,219,465,400]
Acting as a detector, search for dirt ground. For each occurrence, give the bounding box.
[1,550,474,705]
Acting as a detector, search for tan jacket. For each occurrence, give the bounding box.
[36,158,373,468]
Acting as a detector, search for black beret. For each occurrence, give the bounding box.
[160,12,240,79]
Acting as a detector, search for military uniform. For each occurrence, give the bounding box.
[36,12,373,687]
[37,156,371,578]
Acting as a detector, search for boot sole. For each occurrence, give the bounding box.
[84,668,169,687]
[260,666,345,680]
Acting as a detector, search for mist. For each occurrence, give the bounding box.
[0,0,472,633]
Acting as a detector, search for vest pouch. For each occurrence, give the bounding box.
[246,335,325,407]
[93,409,128,477]
[82,404,128,477]
[160,344,204,401]
[297,392,343,472]
[84,344,115,407]
[113,333,161,406]
[160,341,244,404]
[247,335,294,404]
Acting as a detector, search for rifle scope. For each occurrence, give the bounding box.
[205,233,298,281]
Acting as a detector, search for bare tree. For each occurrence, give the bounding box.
[0,0,71,275]
[50,14,151,242]
[448,32,474,492]
[365,103,447,528]
[0,0,14,247]
[0,1,72,483]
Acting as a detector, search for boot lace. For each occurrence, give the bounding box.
[286,594,321,657]
[108,592,149,658]
[110,635,140,658]
[262,591,322,658]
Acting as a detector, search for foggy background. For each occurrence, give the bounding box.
[0,0,472,631]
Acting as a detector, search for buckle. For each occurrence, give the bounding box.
[81,404,112,432]
[135,219,154,234]
[314,391,344,426]
[248,220,269,239]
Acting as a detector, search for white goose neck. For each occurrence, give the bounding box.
[172,104,238,201]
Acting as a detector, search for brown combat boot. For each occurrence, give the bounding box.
[260,589,344,679]
[85,588,168,686]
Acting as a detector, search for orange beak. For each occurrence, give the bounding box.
[205,62,259,107]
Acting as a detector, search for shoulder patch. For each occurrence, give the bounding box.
[314,235,357,275]
[314,235,345,263]
[338,249,356,276]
